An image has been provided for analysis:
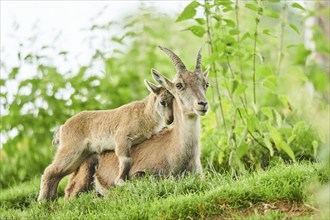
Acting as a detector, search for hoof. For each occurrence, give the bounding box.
[37,193,46,202]
[114,178,126,187]
[37,193,56,202]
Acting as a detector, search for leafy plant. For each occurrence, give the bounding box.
[176,0,328,173]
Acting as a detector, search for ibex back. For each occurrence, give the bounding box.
[38,81,174,201]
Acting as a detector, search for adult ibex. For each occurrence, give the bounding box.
[64,46,209,199]
[38,80,174,201]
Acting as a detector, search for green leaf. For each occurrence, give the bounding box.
[278,95,289,107]
[215,0,232,6]
[241,32,251,42]
[231,80,239,93]
[205,52,219,65]
[289,23,300,34]
[223,19,236,28]
[184,26,206,38]
[237,127,248,147]
[268,127,281,149]
[236,142,249,159]
[274,109,282,127]
[247,116,258,132]
[235,83,247,97]
[268,125,296,161]
[218,151,225,165]
[265,10,280,19]
[195,18,205,25]
[291,3,305,11]
[312,140,318,158]
[256,53,264,63]
[268,0,280,2]
[111,36,124,44]
[245,3,258,12]
[263,29,277,38]
[287,134,296,146]
[24,54,32,61]
[261,107,273,122]
[263,75,276,92]
[0,79,5,86]
[212,15,220,22]
[229,29,240,35]
[223,4,234,12]
[293,44,311,65]
[256,66,273,78]
[9,67,19,79]
[293,121,305,134]
[281,142,296,161]
[176,1,200,22]
[59,51,68,55]
[263,136,274,156]
[224,35,236,45]
[286,44,299,49]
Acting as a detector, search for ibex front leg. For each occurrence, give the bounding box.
[114,138,132,186]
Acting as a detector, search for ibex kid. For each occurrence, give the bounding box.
[38,80,174,201]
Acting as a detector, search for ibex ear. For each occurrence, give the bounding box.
[151,69,173,90]
[203,67,210,78]
[144,80,160,94]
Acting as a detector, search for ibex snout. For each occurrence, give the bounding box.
[194,99,209,116]
[198,100,208,107]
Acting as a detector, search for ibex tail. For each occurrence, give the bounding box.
[52,126,61,147]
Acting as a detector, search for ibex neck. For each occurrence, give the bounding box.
[173,100,201,145]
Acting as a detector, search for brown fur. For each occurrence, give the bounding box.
[64,154,99,199]
[38,84,174,201]
[64,46,210,199]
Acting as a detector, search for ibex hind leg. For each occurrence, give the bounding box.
[38,142,90,201]
[64,154,99,200]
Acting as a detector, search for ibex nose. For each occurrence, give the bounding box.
[198,100,208,107]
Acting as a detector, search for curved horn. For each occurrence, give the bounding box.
[194,45,204,73]
[158,46,186,73]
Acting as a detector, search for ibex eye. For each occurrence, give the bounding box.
[176,83,183,89]
[160,100,166,106]
[206,82,209,88]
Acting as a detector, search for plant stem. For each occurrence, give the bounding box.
[225,51,267,150]
[205,0,227,132]
[236,108,267,149]
[252,0,263,105]
[226,57,266,150]
[235,0,248,105]
[276,1,287,76]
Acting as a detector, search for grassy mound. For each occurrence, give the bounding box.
[0,163,328,219]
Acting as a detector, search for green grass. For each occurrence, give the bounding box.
[0,163,328,219]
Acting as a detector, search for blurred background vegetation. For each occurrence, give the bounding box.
[0,0,329,190]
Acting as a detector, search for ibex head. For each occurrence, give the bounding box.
[144,80,174,125]
[152,46,209,117]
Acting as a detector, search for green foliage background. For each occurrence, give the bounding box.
[0,1,329,189]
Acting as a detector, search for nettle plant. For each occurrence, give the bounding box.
[176,0,327,172]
